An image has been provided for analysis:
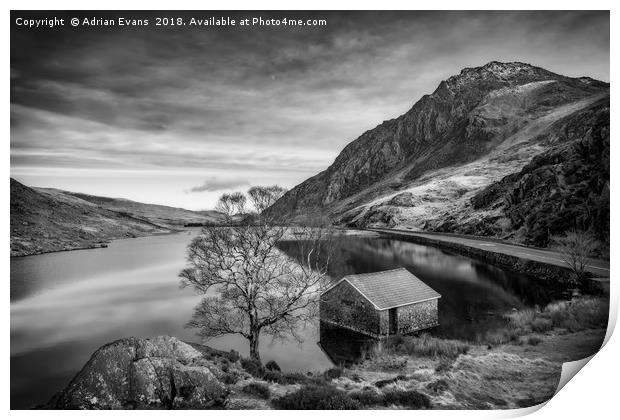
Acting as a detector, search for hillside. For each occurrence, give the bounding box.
[10,179,224,257]
[50,190,225,228]
[266,61,609,254]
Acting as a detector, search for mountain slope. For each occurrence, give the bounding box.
[266,61,609,253]
[441,97,610,252]
[49,190,225,228]
[10,179,224,256]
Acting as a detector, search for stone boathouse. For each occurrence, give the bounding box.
[319,268,441,337]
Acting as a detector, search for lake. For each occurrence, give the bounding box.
[10,230,568,408]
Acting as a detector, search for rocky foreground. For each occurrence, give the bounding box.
[47,303,606,410]
[47,336,230,409]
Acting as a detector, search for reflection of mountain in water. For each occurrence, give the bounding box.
[280,237,570,341]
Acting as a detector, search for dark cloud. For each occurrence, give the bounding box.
[187,176,249,193]
[10,10,609,208]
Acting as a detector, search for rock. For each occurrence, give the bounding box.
[388,192,420,207]
[356,205,400,228]
[49,336,228,409]
[462,98,609,254]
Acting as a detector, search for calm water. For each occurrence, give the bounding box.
[11,231,568,408]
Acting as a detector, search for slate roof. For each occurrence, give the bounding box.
[323,268,441,310]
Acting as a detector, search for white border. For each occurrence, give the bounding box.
[4,2,617,420]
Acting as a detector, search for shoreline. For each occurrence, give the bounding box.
[10,227,187,259]
[368,229,609,284]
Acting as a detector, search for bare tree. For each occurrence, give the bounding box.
[180,189,333,362]
[247,185,287,214]
[215,192,247,222]
[552,230,599,286]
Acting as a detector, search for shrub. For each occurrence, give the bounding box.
[386,334,405,348]
[426,379,449,394]
[374,374,408,388]
[240,357,264,377]
[349,388,383,406]
[350,387,433,408]
[271,385,361,410]
[227,349,241,362]
[265,360,281,372]
[323,367,343,380]
[544,297,608,331]
[483,327,520,346]
[242,382,271,399]
[530,318,553,333]
[261,370,282,383]
[567,298,609,329]
[381,389,432,409]
[527,335,542,346]
[506,309,536,330]
[483,297,608,347]
[220,372,240,385]
[262,370,324,386]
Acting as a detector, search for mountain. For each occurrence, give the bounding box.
[266,61,609,254]
[53,190,224,228]
[10,178,225,256]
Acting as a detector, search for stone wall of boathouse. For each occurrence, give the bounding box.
[320,281,381,336]
[377,301,438,335]
[388,299,439,334]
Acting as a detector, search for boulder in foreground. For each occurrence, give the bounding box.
[48,336,228,409]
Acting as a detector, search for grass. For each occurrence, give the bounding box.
[271,385,361,410]
[272,384,433,409]
[434,358,454,373]
[544,298,609,331]
[481,297,608,346]
[381,333,470,358]
[238,358,347,387]
[444,351,559,409]
[530,318,554,333]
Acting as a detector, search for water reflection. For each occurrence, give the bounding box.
[11,233,571,408]
[318,322,374,367]
[279,237,568,341]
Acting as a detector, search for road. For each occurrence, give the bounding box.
[369,228,610,279]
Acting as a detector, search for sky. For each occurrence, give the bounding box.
[10,11,609,210]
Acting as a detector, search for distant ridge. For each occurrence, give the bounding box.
[10,178,225,256]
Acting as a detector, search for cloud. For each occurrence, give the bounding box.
[187,176,249,193]
[10,10,609,209]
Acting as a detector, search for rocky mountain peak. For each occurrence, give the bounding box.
[265,62,608,225]
[438,61,556,94]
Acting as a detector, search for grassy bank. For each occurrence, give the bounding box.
[481,296,608,346]
[221,296,607,410]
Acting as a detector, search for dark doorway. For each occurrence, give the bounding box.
[389,308,398,334]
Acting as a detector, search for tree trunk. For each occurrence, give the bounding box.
[249,328,261,362]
